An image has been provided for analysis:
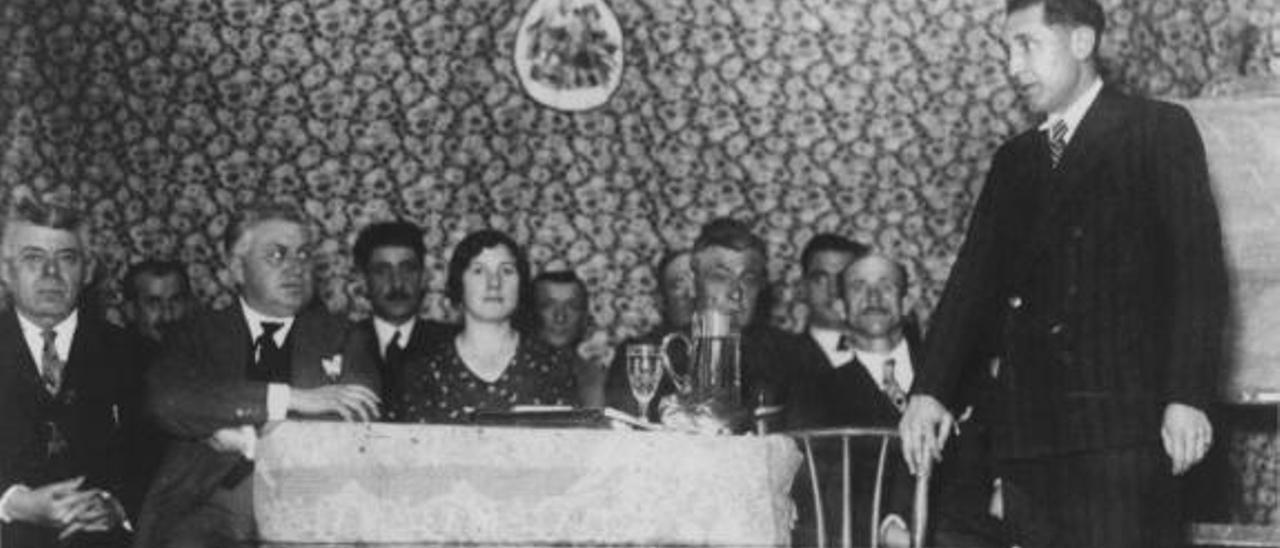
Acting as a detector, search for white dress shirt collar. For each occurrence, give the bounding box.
[373,316,416,357]
[239,299,295,347]
[809,326,854,369]
[1038,77,1103,146]
[16,309,78,370]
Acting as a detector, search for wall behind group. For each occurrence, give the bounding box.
[0,0,1275,368]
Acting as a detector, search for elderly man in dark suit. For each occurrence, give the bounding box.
[352,221,456,421]
[136,202,381,547]
[900,0,1228,546]
[0,196,133,547]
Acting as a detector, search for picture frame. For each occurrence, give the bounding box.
[514,0,625,112]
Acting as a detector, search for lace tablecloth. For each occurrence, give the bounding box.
[254,422,802,545]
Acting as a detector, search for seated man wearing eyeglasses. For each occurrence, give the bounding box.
[135,201,381,547]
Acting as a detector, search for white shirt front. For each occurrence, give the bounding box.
[808,326,854,369]
[1038,77,1103,147]
[854,338,914,392]
[16,309,77,373]
[373,316,416,358]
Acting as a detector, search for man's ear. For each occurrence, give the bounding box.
[1069,25,1096,60]
[834,298,848,322]
[227,254,245,287]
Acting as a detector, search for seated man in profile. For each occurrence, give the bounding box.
[604,249,693,419]
[612,219,802,430]
[135,201,381,547]
[532,270,602,407]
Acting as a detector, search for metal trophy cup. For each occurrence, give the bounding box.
[659,309,744,433]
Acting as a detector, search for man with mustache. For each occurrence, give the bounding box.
[900,0,1228,545]
[117,260,196,523]
[0,195,134,547]
[136,202,381,546]
[353,221,457,421]
[121,260,192,345]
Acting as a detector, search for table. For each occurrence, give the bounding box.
[254,422,802,546]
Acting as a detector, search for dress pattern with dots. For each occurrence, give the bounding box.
[401,336,577,423]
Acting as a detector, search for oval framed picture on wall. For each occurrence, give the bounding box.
[514,0,624,112]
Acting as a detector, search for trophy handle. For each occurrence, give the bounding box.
[659,332,692,394]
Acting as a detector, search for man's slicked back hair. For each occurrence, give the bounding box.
[800,233,870,274]
[353,220,426,270]
[1007,0,1105,37]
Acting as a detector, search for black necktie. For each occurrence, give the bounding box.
[256,321,289,383]
[381,330,406,420]
[385,330,404,366]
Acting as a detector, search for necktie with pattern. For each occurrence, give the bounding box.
[881,358,907,412]
[40,329,64,394]
[1047,119,1068,168]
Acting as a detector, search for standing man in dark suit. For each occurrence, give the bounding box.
[353,221,456,421]
[900,1,1228,546]
[0,196,133,547]
[137,202,382,547]
[795,234,869,373]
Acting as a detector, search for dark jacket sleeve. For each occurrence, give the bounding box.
[146,316,269,438]
[1147,103,1228,410]
[915,146,1013,408]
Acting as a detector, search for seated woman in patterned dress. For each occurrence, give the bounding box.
[400,229,578,422]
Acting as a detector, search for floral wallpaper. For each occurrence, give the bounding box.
[0,0,1277,520]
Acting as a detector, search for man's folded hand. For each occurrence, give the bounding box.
[290,384,381,421]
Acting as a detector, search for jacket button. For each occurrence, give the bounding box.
[1049,322,1065,335]
[1008,295,1023,309]
[1070,226,1084,239]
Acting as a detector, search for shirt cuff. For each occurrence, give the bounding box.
[0,484,29,523]
[267,383,290,421]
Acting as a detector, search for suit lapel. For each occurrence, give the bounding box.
[0,309,45,393]
[288,308,343,387]
[1017,89,1129,278]
[219,307,253,379]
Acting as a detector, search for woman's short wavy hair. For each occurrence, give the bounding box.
[444,229,534,330]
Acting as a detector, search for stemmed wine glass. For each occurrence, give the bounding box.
[626,344,665,422]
